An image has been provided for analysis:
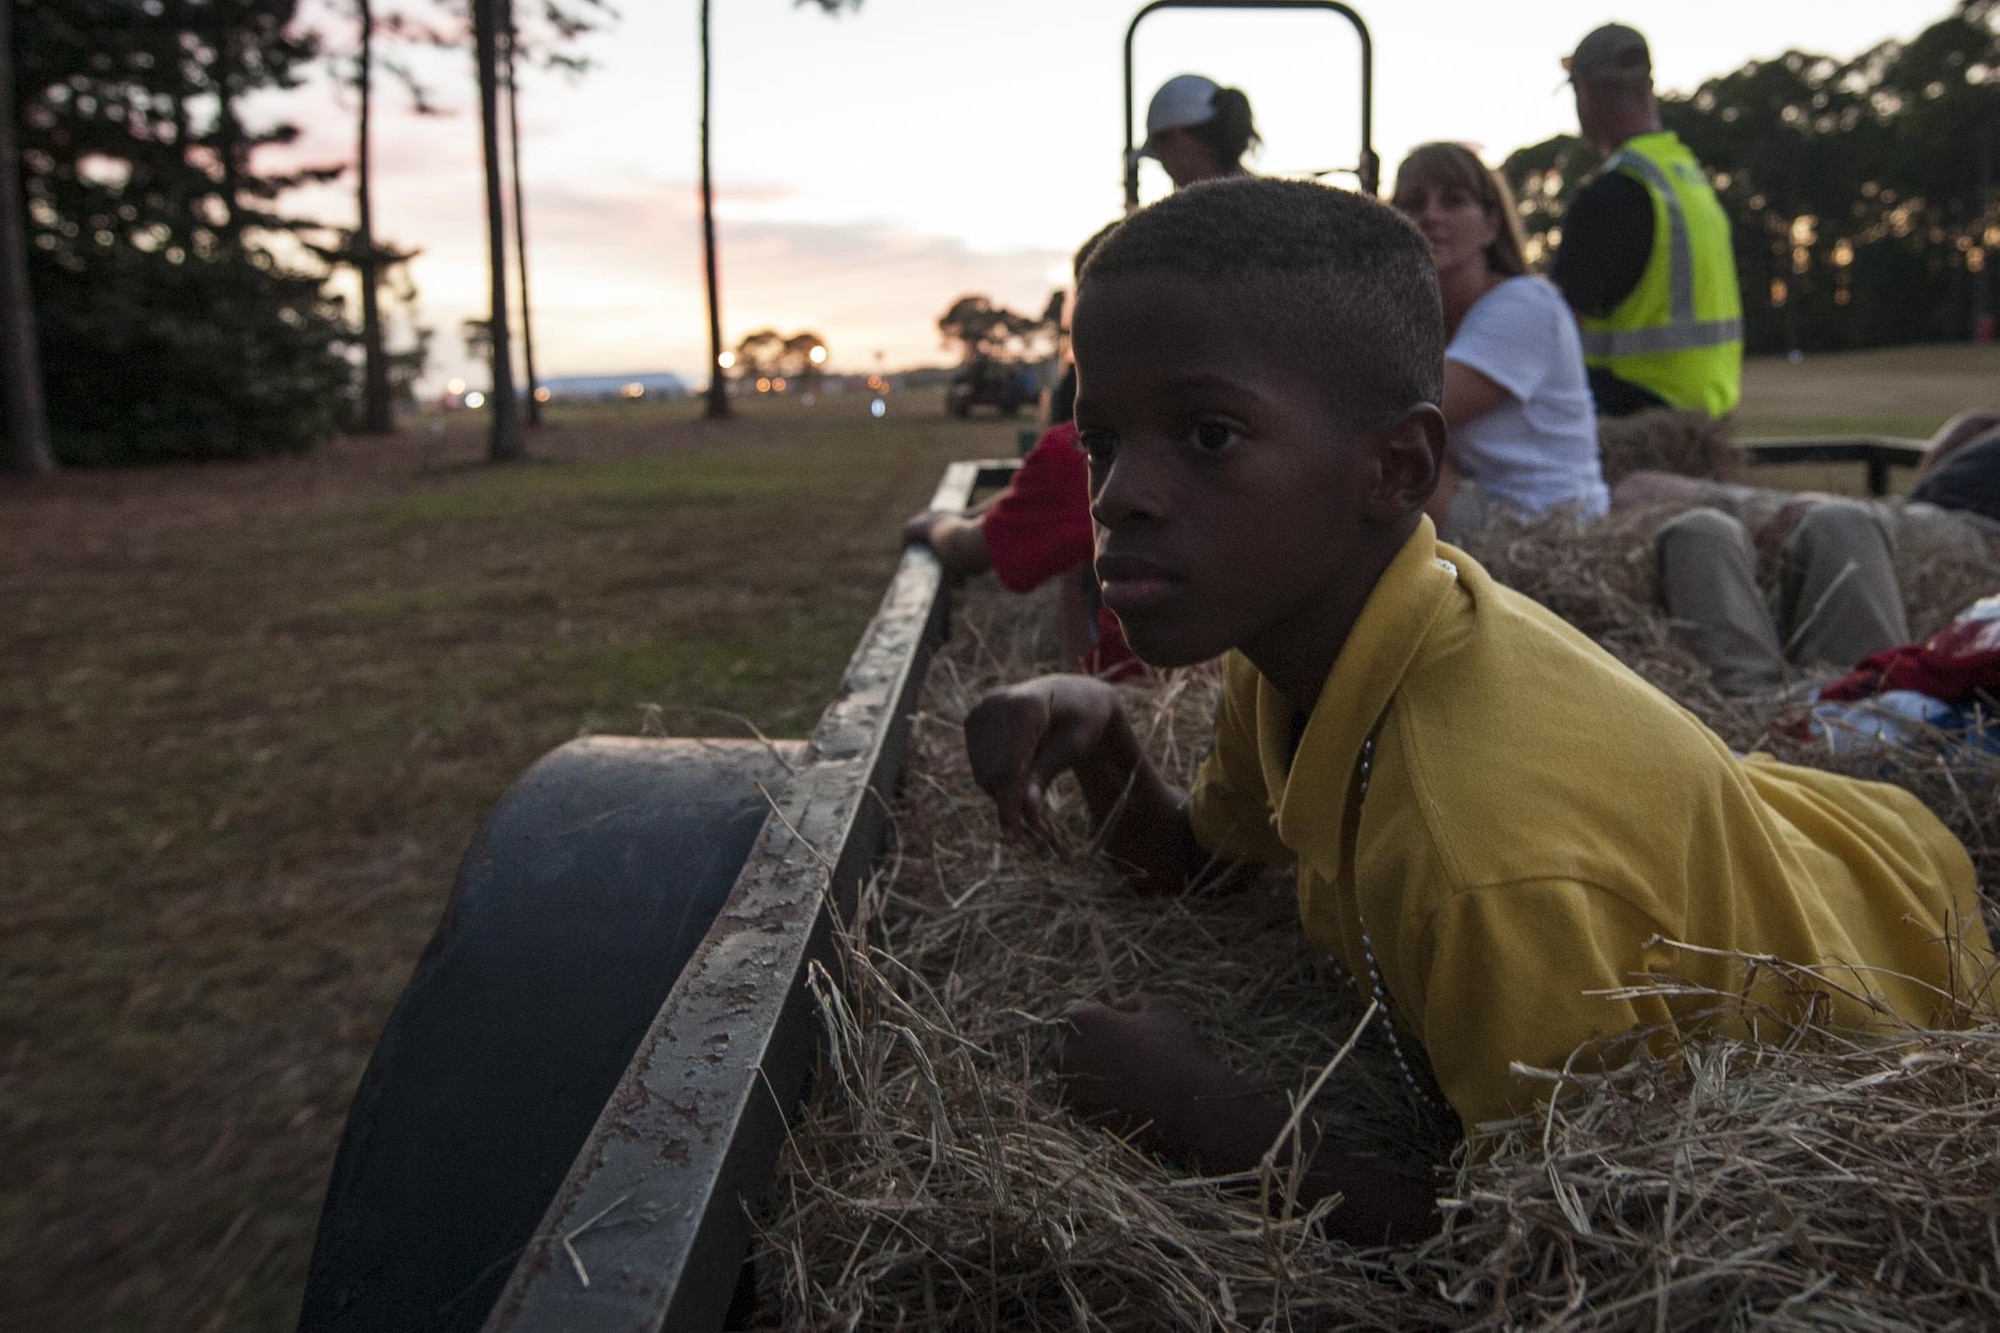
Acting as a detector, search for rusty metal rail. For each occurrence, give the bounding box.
[482,459,1019,1332]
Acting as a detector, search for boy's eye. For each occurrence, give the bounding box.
[1190,420,1241,454]
[1078,429,1116,465]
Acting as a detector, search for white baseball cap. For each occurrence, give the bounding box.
[1141,74,1221,157]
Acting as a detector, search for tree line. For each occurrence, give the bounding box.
[0,0,867,471]
[0,0,605,475]
[8,1,1991,474]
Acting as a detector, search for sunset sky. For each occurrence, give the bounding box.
[269,0,1964,390]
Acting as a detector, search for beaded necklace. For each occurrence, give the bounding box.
[1334,556,1458,1120]
[1347,732,1428,1104]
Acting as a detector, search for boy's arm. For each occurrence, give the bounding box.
[1060,995,1439,1244]
[963,675,1208,895]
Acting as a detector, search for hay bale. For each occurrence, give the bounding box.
[1595,408,1740,486]
[754,545,2000,1329]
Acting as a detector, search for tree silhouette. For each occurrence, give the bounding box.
[937,294,1046,361]
[700,0,860,420]
[503,3,542,425]
[471,0,522,459]
[0,0,53,475]
[14,0,353,466]
[732,329,827,387]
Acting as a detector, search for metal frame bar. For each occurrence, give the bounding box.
[1122,0,1377,211]
[1740,436,1928,498]
[483,460,1020,1333]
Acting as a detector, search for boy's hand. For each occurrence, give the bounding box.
[963,675,1121,835]
[903,509,991,575]
[1056,994,1254,1163]
[1056,994,1443,1243]
[902,509,943,548]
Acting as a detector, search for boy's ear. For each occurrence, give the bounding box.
[1363,404,1448,523]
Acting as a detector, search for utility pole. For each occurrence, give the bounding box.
[0,0,55,475]
[699,0,730,419]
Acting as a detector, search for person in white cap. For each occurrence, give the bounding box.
[1139,73,1260,190]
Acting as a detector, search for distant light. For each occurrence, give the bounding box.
[772,376,787,392]
[801,392,816,407]
[463,390,487,409]
[756,377,772,393]
[621,382,645,398]
[869,397,886,418]
[533,386,551,403]
[807,344,827,365]
[717,350,737,370]
[446,377,467,395]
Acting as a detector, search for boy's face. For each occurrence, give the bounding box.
[1071,270,1418,678]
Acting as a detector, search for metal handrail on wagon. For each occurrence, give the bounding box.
[1122,0,1378,210]
[480,460,1021,1332]
[1738,435,1930,498]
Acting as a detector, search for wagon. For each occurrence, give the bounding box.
[298,458,1019,1332]
[295,0,1940,1310]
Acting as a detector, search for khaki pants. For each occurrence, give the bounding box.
[1656,499,1909,696]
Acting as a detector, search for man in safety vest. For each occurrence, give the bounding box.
[1553,24,1743,419]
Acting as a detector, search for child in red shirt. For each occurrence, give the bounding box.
[904,227,1137,678]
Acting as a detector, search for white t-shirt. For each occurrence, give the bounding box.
[1446,275,1607,519]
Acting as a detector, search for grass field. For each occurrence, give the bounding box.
[1,393,1019,1330]
[1734,342,2000,440]
[3,344,1996,1330]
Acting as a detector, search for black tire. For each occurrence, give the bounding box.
[299,737,800,1333]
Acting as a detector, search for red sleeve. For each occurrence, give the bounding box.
[981,423,1095,593]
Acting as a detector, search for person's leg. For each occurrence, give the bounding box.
[1611,469,1712,512]
[1772,499,1910,673]
[1913,410,2000,486]
[1656,507,1787,695]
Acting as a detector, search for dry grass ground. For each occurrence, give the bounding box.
[1,343,1993,1330]
[0,393,1019,1331]
[1734,342,2000,440]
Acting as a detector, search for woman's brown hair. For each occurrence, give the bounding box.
[1391,142,1529,278]
[1185,86,1261,171]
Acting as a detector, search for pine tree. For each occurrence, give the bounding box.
[13,0,355,464]
[0,0,53,474]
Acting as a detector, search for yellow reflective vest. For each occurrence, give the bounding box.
[1578,132,1743,417]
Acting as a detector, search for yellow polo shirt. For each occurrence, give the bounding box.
[1188,517,1994,1133]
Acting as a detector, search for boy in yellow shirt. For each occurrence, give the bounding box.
[963,177,1994,1246]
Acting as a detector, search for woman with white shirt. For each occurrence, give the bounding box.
[1391,142,1607,538]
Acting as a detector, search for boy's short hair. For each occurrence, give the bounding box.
[1079,177,1444,430]
[1073,221,1121,282]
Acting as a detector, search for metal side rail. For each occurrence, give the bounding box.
[1739,435,1928,497]
[483,458,1020,1332]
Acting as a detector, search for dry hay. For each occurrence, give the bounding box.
[1595,409,1741,486]
[752,521,2000,1330]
